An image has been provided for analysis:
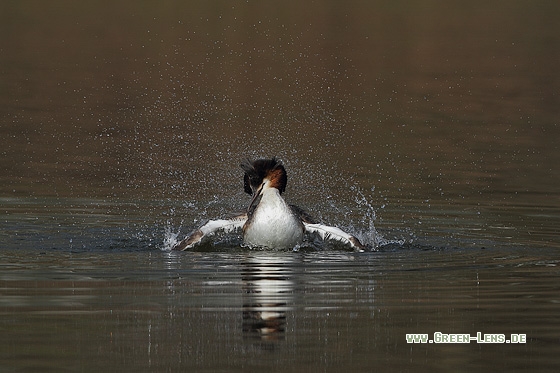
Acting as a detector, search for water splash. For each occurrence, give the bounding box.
[352,185,405,250]
[161,182,409,252]
[350,185,379,249]
[161,223,180,252]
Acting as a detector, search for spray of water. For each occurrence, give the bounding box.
[161,223,180,252]
[351,185,405,250]
[160,183,403,252]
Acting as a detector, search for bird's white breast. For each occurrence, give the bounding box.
[243,188,303,249]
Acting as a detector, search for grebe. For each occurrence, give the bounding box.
[172,158,367,251]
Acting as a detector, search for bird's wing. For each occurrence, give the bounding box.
[289,204,318,224]
[303,222,367,252]
[173,214,247,251]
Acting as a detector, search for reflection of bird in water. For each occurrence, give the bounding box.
[241,255,293,342]
[173,158,367,251]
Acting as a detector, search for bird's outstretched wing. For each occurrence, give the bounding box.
[303,222,367,252]
[172,214,247,251]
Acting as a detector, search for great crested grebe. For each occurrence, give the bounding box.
[172,158,367,251]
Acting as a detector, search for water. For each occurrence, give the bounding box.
[1,1,560,372]
[2,246,560,372]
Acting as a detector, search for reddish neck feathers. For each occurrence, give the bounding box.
[265,167,287,193]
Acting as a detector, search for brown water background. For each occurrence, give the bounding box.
[1,1,559,372]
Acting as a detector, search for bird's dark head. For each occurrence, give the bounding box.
[241,157,287,195]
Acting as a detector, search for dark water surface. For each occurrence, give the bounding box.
[1,1,559,372]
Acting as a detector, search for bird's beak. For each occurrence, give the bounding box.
[248,180,267,213]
